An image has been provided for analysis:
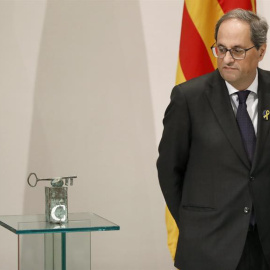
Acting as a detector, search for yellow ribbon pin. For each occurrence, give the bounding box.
[263,110,270,120]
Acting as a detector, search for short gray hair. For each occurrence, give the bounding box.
[215,8,268,49]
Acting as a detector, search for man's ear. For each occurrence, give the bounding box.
[259,43,267,61]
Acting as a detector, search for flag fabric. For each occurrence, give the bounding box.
[166,0,256,261]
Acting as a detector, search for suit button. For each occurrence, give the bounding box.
[249,176,255,181]
[244,207,250,214]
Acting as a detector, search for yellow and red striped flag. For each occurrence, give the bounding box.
[166,0,256,261]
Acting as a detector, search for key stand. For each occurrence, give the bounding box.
[27,173,77,224]
[0,173,120,270]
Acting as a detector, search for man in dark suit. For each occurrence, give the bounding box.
[157,9,270,270]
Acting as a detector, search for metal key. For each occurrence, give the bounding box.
[27,173,77,187]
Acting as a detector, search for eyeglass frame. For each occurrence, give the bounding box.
[211,43,256,60]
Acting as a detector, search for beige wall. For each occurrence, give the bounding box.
[0,1,270,269]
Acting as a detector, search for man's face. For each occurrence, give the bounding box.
[216,18,266,90]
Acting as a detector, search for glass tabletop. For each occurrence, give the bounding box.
[0,212,120,234]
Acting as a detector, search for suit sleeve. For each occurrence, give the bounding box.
[157,85,191,227]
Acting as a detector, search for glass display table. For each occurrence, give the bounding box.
[0,212,120,270]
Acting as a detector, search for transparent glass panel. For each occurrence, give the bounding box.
[19,234,44,269]
[0,213,119,269]
[19,232,91,270]
[0,213,119,234]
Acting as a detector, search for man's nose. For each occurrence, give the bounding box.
[223,50,235,64]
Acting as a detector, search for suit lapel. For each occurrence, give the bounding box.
[205,70,250,169]
[251,69,270,172]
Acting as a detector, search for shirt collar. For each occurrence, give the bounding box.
[225,69,258,95]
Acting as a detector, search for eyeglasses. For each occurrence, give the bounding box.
[211,43,256,60]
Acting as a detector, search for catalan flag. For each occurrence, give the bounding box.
[166,0,256,261]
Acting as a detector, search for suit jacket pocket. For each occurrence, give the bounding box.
[182,205,216,212]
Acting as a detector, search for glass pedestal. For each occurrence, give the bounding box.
[0,212,120,270]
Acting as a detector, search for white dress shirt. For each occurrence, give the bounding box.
[225,70,258,135]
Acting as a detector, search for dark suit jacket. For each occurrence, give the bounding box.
[157,68,270,270]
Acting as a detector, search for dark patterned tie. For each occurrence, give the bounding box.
[236,90,257,226]
[236,90,256,163]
